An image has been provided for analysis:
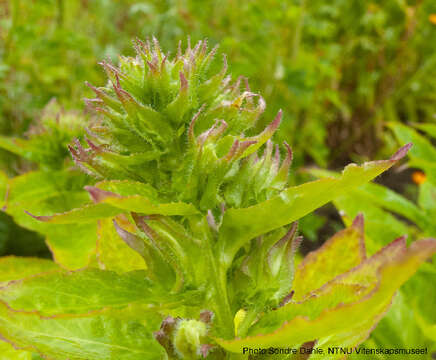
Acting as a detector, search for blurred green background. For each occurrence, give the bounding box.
[1,0,436,356]
[2,0,436,168]
[2,0,436,247]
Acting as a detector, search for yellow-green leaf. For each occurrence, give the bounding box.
[45,223,98,270]
[0,303,163,360]
[0,340,32,360]
[0,256,59,286]
[96,217,146,273]
[218,145,411,268]
[0,269,168,316]
[216,238,436,352]
[31,185,199,224]
[292,215,366,301]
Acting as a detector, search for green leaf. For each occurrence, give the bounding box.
[216,238,436,352]
[418,181,436,217]
[96,217,146,272]
[414,123,436,139]
[307,167,433,250]
[218,146,410,267]
[5,170,89,211]
[335,194,412,255]
[95,180,158,199]
[31,183,199,224]
[292,215,365,301]
[310,168,428,230]
[402,263,436,342]
[363,291,431,358]
[5,210,98,270]
[2,170,97,270]
[104,197,199,216]
[0,256,59,286]
[29,203,122,224]
[0,340,32,360]
[0,302,164,360]
[415,308,436,342]
[0,268,174,316]
[32,200,198,224]
[0,136,27,158]
[388,123,436,164]
[389,123,436,184]
[45,223,98,270]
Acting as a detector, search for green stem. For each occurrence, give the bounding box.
[235,305,259,338]
[207,237,234,338]
[190,215,234,338]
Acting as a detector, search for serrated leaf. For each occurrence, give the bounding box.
[216,238,436,352]
[95,180,158,199]
[336,194,411,254]
[30,203,122,224]
[104,196,199,216]
[310,168,429,230]
[218,146,410,267]
[0,302,164,360]
[32,186,199,224]
[307,167,431,250]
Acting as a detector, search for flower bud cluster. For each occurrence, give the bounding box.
[74,38,292,211]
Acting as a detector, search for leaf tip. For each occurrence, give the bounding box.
[352,213,364,231]
[85,186,117,203]
[24,210,51,222]
[278,290,295,307]
[390,143,412,161]
[352,213,366,259]
[113,219,145,255]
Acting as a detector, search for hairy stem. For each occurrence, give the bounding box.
[207,234,234,338]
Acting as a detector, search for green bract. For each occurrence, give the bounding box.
[0,38,435,360]
[76,38,284,211]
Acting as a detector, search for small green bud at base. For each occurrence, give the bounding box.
[173,319,208,359]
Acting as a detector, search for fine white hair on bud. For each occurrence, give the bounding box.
[78,37,292,211]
